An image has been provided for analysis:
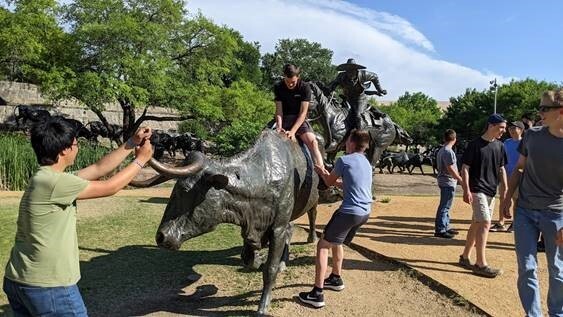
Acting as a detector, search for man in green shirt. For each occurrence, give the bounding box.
[3,116,153,316]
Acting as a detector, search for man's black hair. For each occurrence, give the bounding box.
[30,116,77,165]
[283,64,300,77]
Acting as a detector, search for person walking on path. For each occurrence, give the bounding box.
[298,129,372,309]
[434,129,464,239]
[3,116,153,316]
[501,88,563,317]
[490,120,524,233]
[458,114,508,278]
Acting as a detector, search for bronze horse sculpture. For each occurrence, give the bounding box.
[307,81,412,166]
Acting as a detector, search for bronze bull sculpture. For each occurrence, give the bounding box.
[132,130,319,314]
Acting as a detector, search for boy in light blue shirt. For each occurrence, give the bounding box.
[298,129,372,308]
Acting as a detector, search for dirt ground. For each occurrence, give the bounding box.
[373,171,444,196]
[160,227,483,317]
[0,173,506,316]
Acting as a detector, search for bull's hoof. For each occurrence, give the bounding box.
[243,251,266,270]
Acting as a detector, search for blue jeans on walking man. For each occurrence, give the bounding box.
[514,206,563,317]
[435,186,455,234]
[3,277,88,317]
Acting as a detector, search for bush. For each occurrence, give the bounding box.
[215,120,264,156]
[0,133,111,191]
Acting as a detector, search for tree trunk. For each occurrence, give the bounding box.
[119,98,136,142]
[91,107,111,128]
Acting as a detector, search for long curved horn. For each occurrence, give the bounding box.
[148,151,205,177]
[129,174,172,187]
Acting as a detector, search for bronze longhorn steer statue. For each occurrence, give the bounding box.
[132,130,319,315]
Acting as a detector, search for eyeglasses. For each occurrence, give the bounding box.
[538,105,563,113]
[71,142,79,148]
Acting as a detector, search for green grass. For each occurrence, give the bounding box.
[0,200,20,315]
[0,133,111,191]
[0,197,315,316]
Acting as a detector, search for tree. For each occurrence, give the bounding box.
[214,80,273,155]
[377,92,442,146]
[33,0,264,143]
[261,38,336,89]
[0,0,68,83]
[438,79,558,141]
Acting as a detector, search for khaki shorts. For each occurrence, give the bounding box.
[471,192,495,222]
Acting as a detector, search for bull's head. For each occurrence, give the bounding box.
[138,152,230,250]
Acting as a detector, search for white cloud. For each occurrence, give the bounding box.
[187,0,509,100]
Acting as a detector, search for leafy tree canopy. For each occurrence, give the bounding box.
[0,0,68,83]
[439,78,559,141]
[377,92,442,146]
[261,38,336,89]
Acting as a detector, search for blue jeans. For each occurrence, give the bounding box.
[3,277,88,316]
[435,186,455,233]
[514,207,563,317]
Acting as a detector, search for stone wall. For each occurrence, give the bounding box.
[0,81,181,131]
[0,81,47,106]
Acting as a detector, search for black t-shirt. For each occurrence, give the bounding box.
[273,79,312,115]
[462,137,507,197]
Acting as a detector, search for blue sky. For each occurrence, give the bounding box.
[356,0,562,83]
[188,0,562,100]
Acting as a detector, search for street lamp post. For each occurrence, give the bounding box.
[489,78,498,114]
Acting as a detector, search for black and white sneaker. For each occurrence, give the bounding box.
[298,291,325,308]
[324,275,345,291]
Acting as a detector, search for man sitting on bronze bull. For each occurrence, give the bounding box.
[273,63,328,175]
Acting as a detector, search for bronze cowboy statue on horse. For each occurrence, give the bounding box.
[307,58,411,167]
[266,59,411,168]
[325,58,387,130]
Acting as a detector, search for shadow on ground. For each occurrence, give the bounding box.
[78,245,259,316]
[137,197,169,204]
[76,241,397,316]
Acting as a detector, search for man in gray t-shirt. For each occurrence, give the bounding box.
[501,89,563,316]
[434,129,463,238]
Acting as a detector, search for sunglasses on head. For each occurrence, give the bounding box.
[538,105,563,113]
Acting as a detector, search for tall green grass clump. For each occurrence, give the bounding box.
[0,133,111,191]
[72,140,112,171]
[0,133,38,191]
